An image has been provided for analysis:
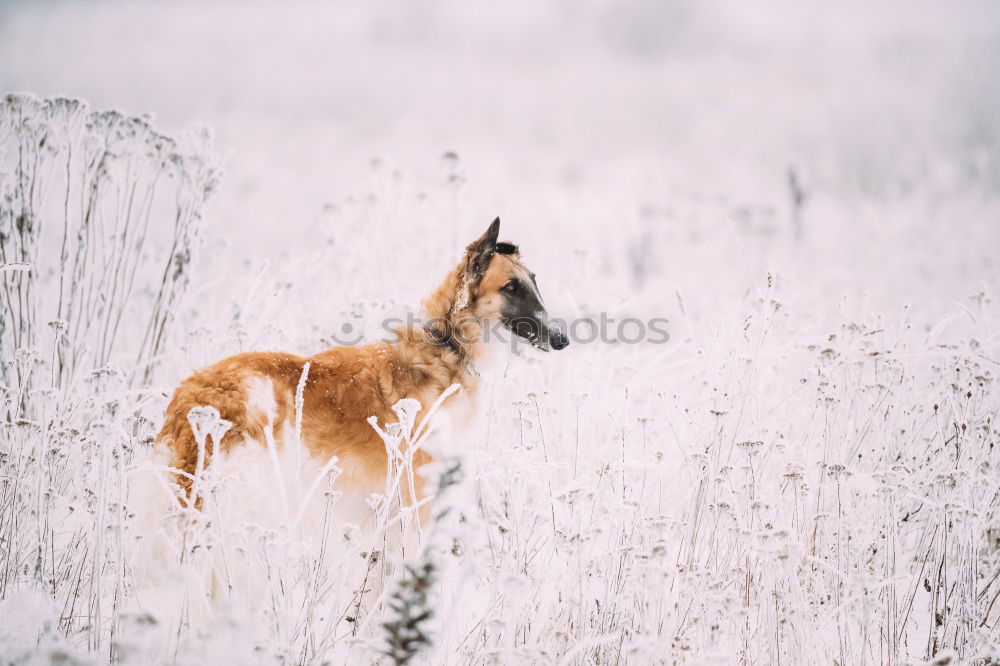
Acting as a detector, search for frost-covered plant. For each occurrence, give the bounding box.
[446,281,1000,666]
[0,94,218,661]
[368,384,462,545]
[381,560,437,665]
[379,455,464,666]
[0,92,221,396]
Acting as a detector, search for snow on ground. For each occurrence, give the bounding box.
[1,1,999,664]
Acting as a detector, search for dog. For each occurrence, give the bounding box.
[154,217,569,519]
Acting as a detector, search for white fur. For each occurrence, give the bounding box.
[244,376,276,422]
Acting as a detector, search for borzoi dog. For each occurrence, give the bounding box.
[155,217,568,519]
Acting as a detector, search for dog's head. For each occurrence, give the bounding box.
[463,217,569,352]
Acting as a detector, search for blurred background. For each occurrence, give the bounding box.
[2,0,998,345]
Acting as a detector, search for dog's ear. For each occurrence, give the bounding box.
[466,217,500,281]
[495,241,519,256]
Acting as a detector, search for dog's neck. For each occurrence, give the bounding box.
[393,262,485,385]
[422,320,465,357]
[422,262,484,360]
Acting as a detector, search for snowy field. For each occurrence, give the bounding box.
[1,1,1000,664]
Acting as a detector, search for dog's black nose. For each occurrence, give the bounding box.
[550,329,569,350]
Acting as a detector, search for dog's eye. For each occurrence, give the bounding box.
[502,280,519,293]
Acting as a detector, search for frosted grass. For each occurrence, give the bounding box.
[1,3,1000,660]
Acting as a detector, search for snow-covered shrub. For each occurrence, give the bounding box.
[0,92,221,392]
[0,93,219,659]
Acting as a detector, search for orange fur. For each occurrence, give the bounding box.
[156,223,537,515]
